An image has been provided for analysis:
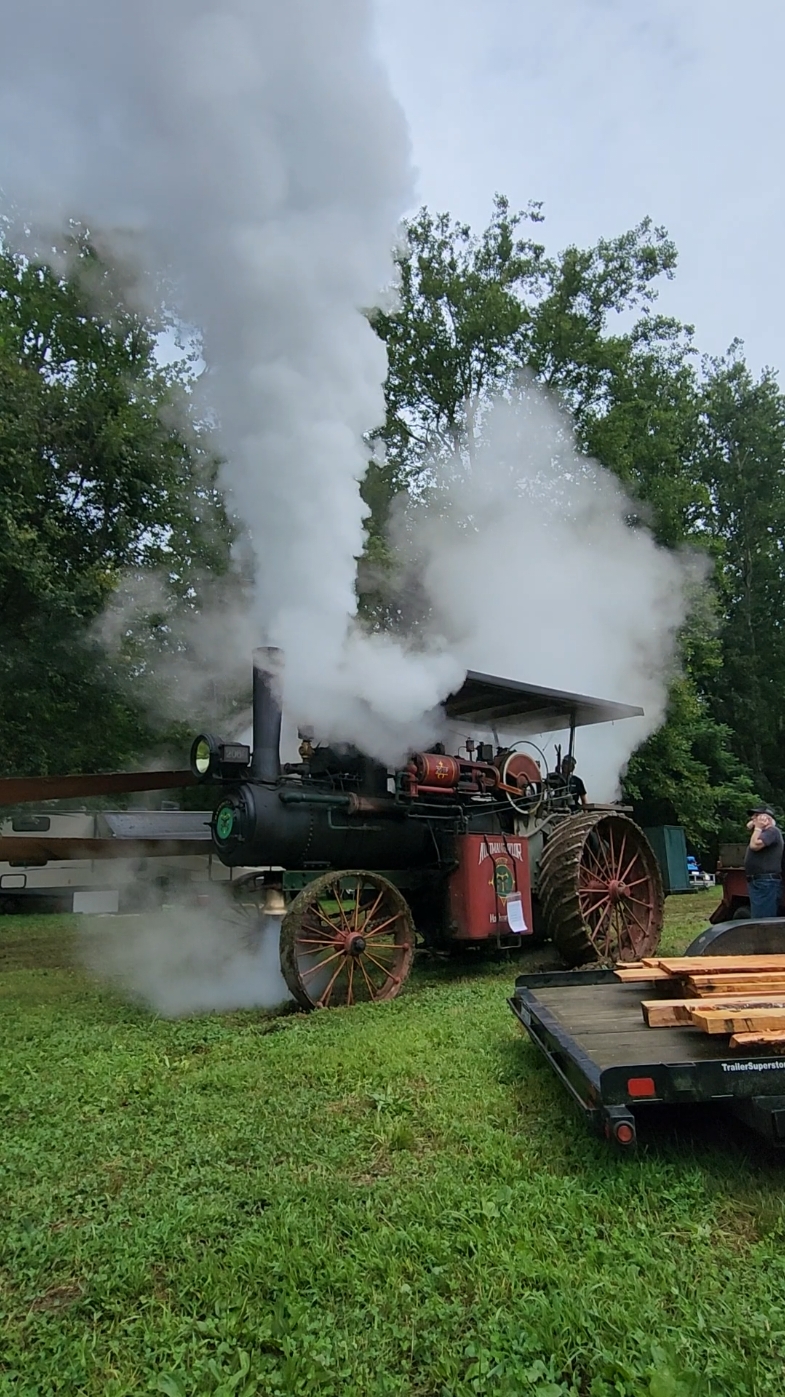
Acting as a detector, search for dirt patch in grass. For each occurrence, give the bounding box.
[29,1281,84,1313]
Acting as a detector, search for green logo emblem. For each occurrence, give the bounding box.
[494,864,514,897]
[215,805,235,841]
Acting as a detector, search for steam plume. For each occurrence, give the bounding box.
[388,391,701,798]
[80,895,290,1016]
[0,0,463,761]
[0,2,696,784]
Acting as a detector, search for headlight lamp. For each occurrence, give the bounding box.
[189,733,250,782]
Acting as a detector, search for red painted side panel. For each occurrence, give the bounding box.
[710,867,749,923]
[448,833,533,941]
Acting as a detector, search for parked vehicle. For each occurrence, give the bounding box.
[0,807,241,914]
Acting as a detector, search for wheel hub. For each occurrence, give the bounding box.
[346,933,367,956]
[607,879,629,904]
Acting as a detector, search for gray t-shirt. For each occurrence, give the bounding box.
[745,825,784,876]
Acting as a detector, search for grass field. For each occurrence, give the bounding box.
[2,891,785,1396]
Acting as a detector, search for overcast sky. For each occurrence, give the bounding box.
[374,0,783,376]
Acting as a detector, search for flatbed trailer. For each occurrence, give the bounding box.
[509,966,785,1149]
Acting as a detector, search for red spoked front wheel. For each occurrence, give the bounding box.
[538,812,663,965]
[280,869,415,1010]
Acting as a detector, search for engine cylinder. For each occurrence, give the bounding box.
[408,753,461,789]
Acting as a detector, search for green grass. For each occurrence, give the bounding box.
[2,892,785,1396]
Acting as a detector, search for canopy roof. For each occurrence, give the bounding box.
[444,670,643,735]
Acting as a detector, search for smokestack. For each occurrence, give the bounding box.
[251,647,283,782]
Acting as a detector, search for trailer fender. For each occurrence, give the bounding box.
[684,917,785,958]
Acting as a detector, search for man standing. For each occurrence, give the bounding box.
[745,804,784,920]
[559,756,588,810]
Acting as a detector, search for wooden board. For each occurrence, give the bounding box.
[642,996,785,1028]
[643,955,785,976]
[685,976,785,997]
[687,1006,785,1035]
[614,966,672,983]
[730,1031,785,1051]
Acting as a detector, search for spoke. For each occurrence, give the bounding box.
[578,872,607,895]
[591,838,615,884]
[333,884,352,933]
[598,903,612,954]
[624,904,650,936]
[613,833,627,883]
[584,904,609,925]
[360,886,386,928]
[299,929,337,947]
[587,900,613,949]
[352,880,362,932]
[363,944,396,966]
[581,885,610,902]
[623,893,654,911]
[602,904,618,954]
[358,955,378,1000]
[622,875,652,891]
[611,904,626,956]
[614,899,625,955]
[585,908,610,931]
[346,958,355,1006]
[618,905,648,954]
[312,904,346,936]
[598,832,618,877]
[364,911,404,939]
[602,908,615,958]
[318,956,349,1008]
[300,948,345,978]
[622,923,643,958]
[583,842,610,882]
[364,929,401,946]
[619,851,641,885]
[296,936,341,948]
[360,947,395,979]
[580,891,610,912]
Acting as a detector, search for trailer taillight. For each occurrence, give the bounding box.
[627,1076,656,1098]
[615,1122,635,1145]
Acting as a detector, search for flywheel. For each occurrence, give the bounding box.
[538,812,664,965]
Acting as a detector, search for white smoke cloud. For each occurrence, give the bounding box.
[387,390,702,798]
[0,0,697,789]
[80,896,291,1017]
[0,0,462,763]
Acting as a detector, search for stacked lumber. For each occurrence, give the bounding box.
[615,954,785,1052]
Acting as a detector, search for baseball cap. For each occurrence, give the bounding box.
[749,803,776,817]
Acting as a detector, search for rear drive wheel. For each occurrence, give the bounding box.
[539,812,663,965]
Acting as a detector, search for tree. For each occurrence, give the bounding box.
[697,350,785,807]
[368,200,762,846]
[371,197,546,484]
[371,198,679,489]
[621,607,758,852]
[0,236,232,776]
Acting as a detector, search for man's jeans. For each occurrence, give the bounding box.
[747,875,782,920]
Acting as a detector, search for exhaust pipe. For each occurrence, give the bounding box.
[251,647,283,782]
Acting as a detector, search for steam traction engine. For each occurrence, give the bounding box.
[187,650,665,1009]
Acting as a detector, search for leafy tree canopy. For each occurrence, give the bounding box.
[0,234,231,776]
[368,199,785,851]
